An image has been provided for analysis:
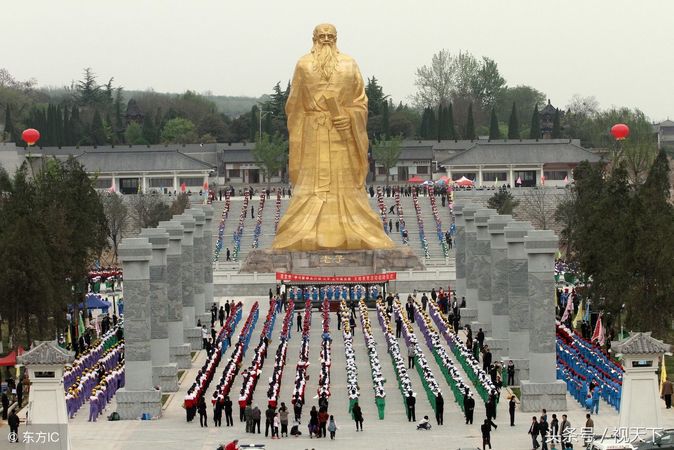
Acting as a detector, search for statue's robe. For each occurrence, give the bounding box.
[273,52,394,250]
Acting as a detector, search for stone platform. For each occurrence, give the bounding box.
[240,247,425,274]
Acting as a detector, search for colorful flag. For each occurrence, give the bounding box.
[563,175,569,184]
[180,182,187,193]
[560,294,574,322]
[661,355,668,393]
[516,176,522,185]
[572,299,585,328]
[77,310,85,337]
[591,313,605,346]
[541,174,546,185]
[203,180,209,191]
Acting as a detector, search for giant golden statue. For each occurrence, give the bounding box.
[273,23,394,251]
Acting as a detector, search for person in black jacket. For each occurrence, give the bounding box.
[352,401,364,431]
[481,418,497,449]
[406,391,416,422]
[509,395,517,426]
[8,409,20,441]
[213,398,223,427]
[435,393,444,425]
[528,416,540,449]
[464,392,475,424]
[197,396,208,427]
[265,406,275,437]
[485,392,497,420]
[224,396,233,426]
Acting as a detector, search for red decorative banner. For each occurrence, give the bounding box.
[275,272,396,283]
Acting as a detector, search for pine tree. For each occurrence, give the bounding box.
[250,105,259,141]
[56,105,64,146]
[437,103,447,142]
[489,107,501,140]
[90,110,107,145]
[3,104,16,142]
[508,102,520,139]
[70,107,83,145]
[382,100,390,140]
[529,105,540,139]
[428,107,437,140]
[465,103,476,140]
[142,115,157,144]
[447,103,456,140]
[114,89,125,143]
[62,106,70,146]
[551,108,561,138]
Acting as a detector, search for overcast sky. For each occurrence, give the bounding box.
[4,0,673,120]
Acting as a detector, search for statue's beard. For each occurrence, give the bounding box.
[312,42,339,80]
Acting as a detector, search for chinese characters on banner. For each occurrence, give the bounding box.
[275,272,397,283]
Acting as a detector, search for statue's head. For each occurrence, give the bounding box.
[312,23,337,46]
[311,23,339,80]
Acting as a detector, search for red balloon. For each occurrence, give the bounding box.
[21,128,40,146]
[610,123,630,140]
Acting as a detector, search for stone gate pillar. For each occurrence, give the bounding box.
[501,221,533,384]
[520,230,567,412]
[473,208,497,334]
[453,203,466,301]
[174,214,201,351]
[462,203,480,319]
[185,208,209,327]
[139,228,178,392]
[197,205,215,311]
[485,214,513,360]
[158,220,192,369]
[116,238,162,419]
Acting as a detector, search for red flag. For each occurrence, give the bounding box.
[108,178,116,193]
[592,313,605,346]
[563,175,569,184]
[180,182,187,193]
[516,176,522,185]
[541,174,546,185]
[203,180,209,191]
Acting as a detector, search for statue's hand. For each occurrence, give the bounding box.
[332,115,351,132]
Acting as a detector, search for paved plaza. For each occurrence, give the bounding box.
[54,297,672,450]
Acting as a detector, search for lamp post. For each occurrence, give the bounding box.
[258,110,273,140]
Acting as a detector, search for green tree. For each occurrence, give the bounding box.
[90,110,107,145]
[365,77,387,116]
[465,103,476,140]
[251,133,288,189]
[488,107,500,140]
[114,88,125,143]
[627,150,674,335]
[161,117,198,144]
[142,114,157,144]
[75,67,103,108]
[529,105,540,139]
[487,189,520,215]
[129,193,171,229]
[551,108,561,138]
[381,100,390,139]
[495,85,545,134]
[507,102,520,139]
[124,122,147,145]
[2,104,17,142]
[446,103,456,140]
[169,192,190,216]
[372,136,402,185]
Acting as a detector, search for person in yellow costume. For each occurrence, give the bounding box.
[273,23,394,251]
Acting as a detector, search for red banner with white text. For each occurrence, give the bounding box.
[275,272,396,284]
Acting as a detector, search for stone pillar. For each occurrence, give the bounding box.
[174,214,202,352]
[116,238,162,419]
[472,208,497,334]
[139,228,178,392]
[196,205,215,314]
[462,204,480,315]
[186,208,209,327]
[484,214,513,360]
[501,221,533,384]
[158,220,192,370]
[454,203,477,325]
[520,230,567,412]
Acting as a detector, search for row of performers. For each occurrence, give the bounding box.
[286,285,381,301]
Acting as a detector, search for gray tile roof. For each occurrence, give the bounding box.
[611,332,671,355]
[441,140,602,166]
[222,149,256,163]
[18,340,74,365]
[76,148,215,173]
[399,145,433,160]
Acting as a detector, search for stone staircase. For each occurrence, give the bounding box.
[211,193,454,270]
